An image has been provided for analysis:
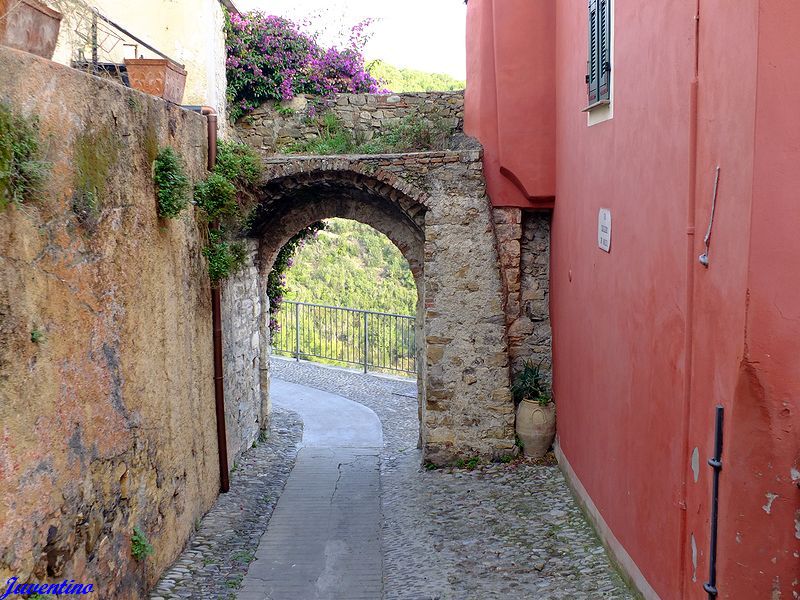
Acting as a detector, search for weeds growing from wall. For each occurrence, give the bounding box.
[203,230,248,283]
[0,102,49,210]
[154,147,191,218]
[282,112,450,155]
[194,173,237,223]
[131,526,154,561]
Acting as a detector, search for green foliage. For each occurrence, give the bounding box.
[283,112,450,155]
[30,328,45,344]
[194,173,237,222]
[357,115,451,154]
[282,218,416,315]
[154,147,191,218]
[511,360,552,406]
[284,112,358,155]
[275,105,295,117]
[232,549,255,563]
[193,140,262,281]
[225,573,244,589]
[454,456,481,470]
[131,526,154,561]
[203,230,248,282]
[214,140,262,188]
[0,101,49,210]
[367,60,465,92]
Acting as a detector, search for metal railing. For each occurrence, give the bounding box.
[272,301,416,375]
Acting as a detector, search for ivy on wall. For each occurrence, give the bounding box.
[266,222,326,334]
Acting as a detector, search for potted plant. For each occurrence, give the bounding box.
[511,360,555,458]
[124,57,187,104]
[0,0,62,59]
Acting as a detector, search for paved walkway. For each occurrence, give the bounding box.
[273,359,635,600]
[154,359,634,599]
[237,380,383,600]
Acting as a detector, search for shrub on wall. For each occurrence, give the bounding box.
[153,147,190,218]
[225,12,383,121]
[203,230,248,282]
[194,172,237,223]
[0,102,49,209]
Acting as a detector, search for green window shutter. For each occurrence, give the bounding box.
[587,0,599,104]
[598,0,611,101]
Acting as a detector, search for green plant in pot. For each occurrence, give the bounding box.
[511,360,555,458]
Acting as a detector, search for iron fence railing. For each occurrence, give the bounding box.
[272,301,416,375]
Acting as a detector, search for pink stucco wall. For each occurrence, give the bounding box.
[466,1,800,598]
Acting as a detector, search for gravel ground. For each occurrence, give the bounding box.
[271,358,634,600]
[149,407,302,600]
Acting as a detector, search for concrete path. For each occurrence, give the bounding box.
[237,379,384,600]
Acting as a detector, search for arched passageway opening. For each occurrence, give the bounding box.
[248,155,515,464]
[272,218,419,377]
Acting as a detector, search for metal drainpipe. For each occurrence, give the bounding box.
[185,104,229,493]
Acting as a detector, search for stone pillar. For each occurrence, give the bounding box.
[493,208,552,379]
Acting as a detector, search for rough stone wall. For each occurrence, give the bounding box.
[0,48,252,598]
[493,208,552,379]
[235,91,465,154]
[221,240,266,464]
[251,151,515,463]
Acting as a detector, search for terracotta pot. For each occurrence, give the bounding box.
[124,58,187,104]
[0,0,62,59]
[515,398,556,458]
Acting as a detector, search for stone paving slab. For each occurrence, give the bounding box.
[237,379,383,600]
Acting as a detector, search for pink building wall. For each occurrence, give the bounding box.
[466,1,800,598]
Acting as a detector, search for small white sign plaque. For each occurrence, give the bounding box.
[598,208,612,252]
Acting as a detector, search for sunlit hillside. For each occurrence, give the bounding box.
[284,218,417,315]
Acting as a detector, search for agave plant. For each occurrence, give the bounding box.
[511,360,552,407]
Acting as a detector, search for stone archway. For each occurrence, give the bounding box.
[250,154,515,463]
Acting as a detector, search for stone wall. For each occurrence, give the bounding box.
[0,47,257,598]
[221,240,267,463]
[493,208,552,379]
[235,91,465,154]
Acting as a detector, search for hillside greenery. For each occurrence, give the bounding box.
[282,218,416,315]
[367,60,465,92]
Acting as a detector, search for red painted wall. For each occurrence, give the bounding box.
[466,0,800,598]
[465,0,555,207]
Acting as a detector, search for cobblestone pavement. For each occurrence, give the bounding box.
[149,407,302,600]
[272,358,635,600]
